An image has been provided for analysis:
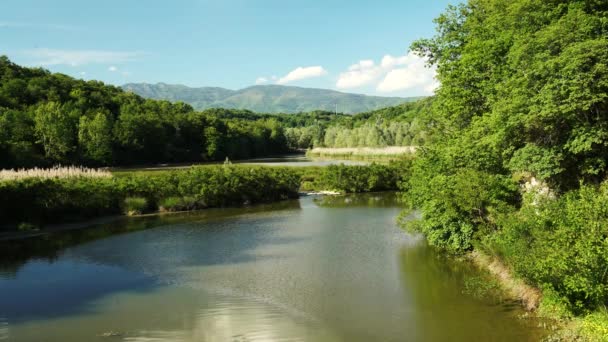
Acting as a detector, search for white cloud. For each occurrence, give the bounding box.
[336,60,383,89]
[23,48,143,66]
[79,71,86,76]
[377,54,437,94]
[108,65,118,72]
[255,77,268,85]
[336,52,437,95]
[276,66,327,85]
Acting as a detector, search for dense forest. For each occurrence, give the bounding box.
[0,56,426,169]
[0,56,295,167]
[400,0,608,338]
[285,99,432,149]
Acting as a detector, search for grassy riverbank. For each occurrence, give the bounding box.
[0,165,300,230]
[0,162,408,232]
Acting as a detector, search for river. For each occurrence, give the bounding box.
[0,193,545,341]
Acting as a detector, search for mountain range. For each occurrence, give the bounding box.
[121,83,423,114]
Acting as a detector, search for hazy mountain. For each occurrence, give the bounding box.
[122,83,423,114]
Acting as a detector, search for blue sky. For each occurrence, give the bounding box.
[1,0,456,97]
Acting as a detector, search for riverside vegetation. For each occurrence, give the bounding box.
[0,162,406,230]
[2,0,608,339]
[398,0,608,340]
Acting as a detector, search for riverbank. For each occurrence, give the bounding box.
[0,192,545,341]
[469,251,608,341]
[0,162,407,234]
[0,165,301,231]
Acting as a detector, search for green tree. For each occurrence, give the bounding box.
[33,102,77,163]
[78,111,113,164]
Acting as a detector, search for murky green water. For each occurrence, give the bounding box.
[0,193,545,341]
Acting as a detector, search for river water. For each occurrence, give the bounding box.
[0,193,545,341]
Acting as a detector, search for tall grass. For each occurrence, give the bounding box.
[0,166,111,181]
[307,146,416,160]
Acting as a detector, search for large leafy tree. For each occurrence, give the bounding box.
[406,0,608,253]
[78,111,113,164]
[33,102,78,163]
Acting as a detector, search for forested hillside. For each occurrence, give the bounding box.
[402,0,608,338]
[0,56,429,168]
[0,57,289,168]
[122,83,420,114]
[284,99,432,149]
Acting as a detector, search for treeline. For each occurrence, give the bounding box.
[402,0,608,337]
[0,57,292,168]
[285,99,432,149]
[0,56,432,168]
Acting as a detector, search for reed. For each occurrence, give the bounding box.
[307,146,416,160]
[0,166,111,181]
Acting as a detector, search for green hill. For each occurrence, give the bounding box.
[122,83,422,114]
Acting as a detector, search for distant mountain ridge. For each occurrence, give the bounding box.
[122,83,423,114]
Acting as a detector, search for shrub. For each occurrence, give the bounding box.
[123,197,148,216]
[159,196,200,212]
[0,165,302,228]
[313,161,407,193]
[17,222,39,231]
[487,184,608,313]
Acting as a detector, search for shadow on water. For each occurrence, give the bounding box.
[397,241,546,341]
[0,199,301,274]
[0,192,547,341]
[0,199,302,324]
[313,192,401,208]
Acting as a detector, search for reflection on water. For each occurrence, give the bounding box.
[0,193,546,341]
[236,154,368,167]
[0,318,7,341]
[112,154,367,172]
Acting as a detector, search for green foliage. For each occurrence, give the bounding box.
[507,144,564,181]
[0,57,304,168]
[403,0,608,320]
[487,184,608,313]
[78,111,113,164]
[312,161,409,193]
[158,196,199,212]
[0,165,301,228]
[404,160,518,253]
[123,197,148,215]
[17,222,39,232]
[33,102,78,163]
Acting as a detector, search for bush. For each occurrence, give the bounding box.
[17,222,39,231]
[159,196,200,212]
[123,197,148,216]
[313,161,408,193]
[487,184,608,313]
[0,165,302,228]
